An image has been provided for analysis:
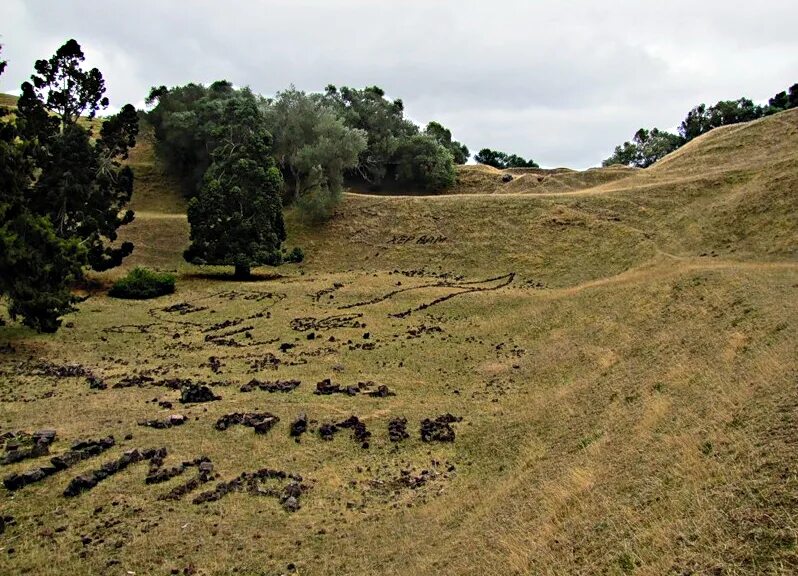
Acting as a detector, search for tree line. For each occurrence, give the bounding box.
[603,84,798,168]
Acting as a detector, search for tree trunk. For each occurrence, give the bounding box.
[234,264,251,280]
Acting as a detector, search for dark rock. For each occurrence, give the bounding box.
[214,412,279,434]
[318,423,338,441]
[179,383,221,404]
[289,414,308,438]
[501,174,514,183]
[240,379,300,393]
[337,416,371,448]
[420,414,462,442]
[388,417,409,442]
[87,376,107,390]
[364,384,396,398]
[282,496,299,512]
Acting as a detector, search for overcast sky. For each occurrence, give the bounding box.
[2,1,797,168]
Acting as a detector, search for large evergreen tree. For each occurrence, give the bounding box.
[0,45,86,332]
[183,97,287,279]
[16,39,139,271]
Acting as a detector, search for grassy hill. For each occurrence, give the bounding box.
[1,106,796,575]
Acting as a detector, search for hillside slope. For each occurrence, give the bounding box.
[1,103,796,576]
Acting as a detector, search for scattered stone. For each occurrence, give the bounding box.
[240,379,300,393]
[63,447,165,497]
[388,418,409,442]
[420,414,462,442]
[337,416,371,448]
[179,383,221,404]
[113,374,155,388]
[192,468,305,511]
[207,356,223,374]
[162,302,207,315]
[279,343,296,353]
[314,378,359,396]
[87,375,107,390]
[215,412,279,435]
[318,423,338,441]
[138,415,187,429]
[1,430,57,465]
[159,459,215,501]
[3,436,115,490]
[364,384,396,398]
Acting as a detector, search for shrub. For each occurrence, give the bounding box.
[284,247,304,264]
[109,267,176,299]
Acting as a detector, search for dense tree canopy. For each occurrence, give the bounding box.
[0,40,138,332]
[474,148,539,169]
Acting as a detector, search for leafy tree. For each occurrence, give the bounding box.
[262,87,366,220]
[183,97,287,279]
[395,134,456,191]
[475,148,539,169]
[424,121,469,164]
[602,128,683,168]
[16,39,139,271]
[0,45,86,332]
[322,85,418,185]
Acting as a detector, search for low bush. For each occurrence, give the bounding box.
[108,267,176,299]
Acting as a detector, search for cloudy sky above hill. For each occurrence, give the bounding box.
[2,0,797,168]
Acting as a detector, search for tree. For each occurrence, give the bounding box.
[475,148,539,169]
[322,85,418,185]
[395,134,456,191]
[183,97,287,279]
[146,81,241,197]
[603,127,683,168]
[424,121,469,164]
[16,39,139,271]
[0,44,86,332]
[789,84,798,109]
[680,98,764,141]
[262,87,366,220]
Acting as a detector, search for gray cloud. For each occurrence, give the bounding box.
[2,0,796,168]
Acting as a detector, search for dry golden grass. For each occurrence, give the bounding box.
[0,107,796,576]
